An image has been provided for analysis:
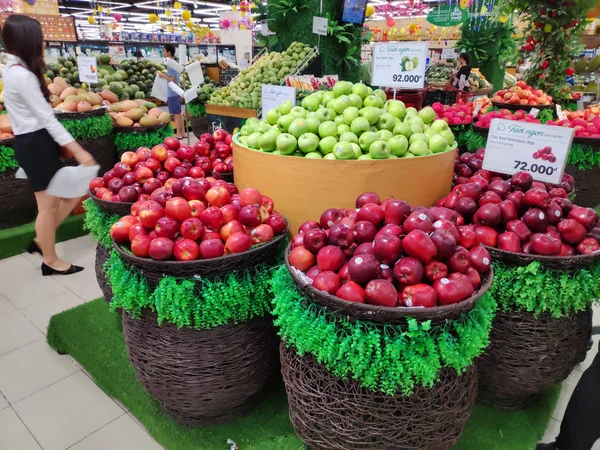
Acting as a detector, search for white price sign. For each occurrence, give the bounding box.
[371,42,428,89]
[441,48,457,60]
[261,85,296,120]
[482,118,574,184]
[76,56,98,84]
[312,16,328,36]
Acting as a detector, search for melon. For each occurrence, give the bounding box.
[55,101,77,112]
[115,116,134,127]
[99,54,112,65]
[121,100,138,112]
[59,87,77,101]
[124,108,144,121]
[100,90,118,103]
[77,101,93,113]
[158,112,171,124]
[139,114,160,127]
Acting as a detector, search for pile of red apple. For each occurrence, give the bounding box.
[287,192,492,308]
[89,130,234,204]
[109,185,287,261]
[453,149,574,194]
[431,102,474,126]
[491,81,553,106]
[474,109,541,129]
[438,169,600,256]
[546,116,600,139]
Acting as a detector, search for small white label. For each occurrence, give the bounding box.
[434,220,442,228]
[405,298,413,307]
[419,213,427,221]
[380,264,389,269]
[556,104,567,121]
[483,257,490,266]
[529,108,540,118]
[472,104,482,117]
[261,84,297,120]
[440,278,449,285]
[555,210,561,217]
[355,257,363,264]
[327,220,334,228]
[312,16,328,36]
[539,212,545,220]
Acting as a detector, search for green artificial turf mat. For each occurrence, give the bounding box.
[47,299,561,450]
[0,214,86,260]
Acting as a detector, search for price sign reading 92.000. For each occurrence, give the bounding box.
[392,74,422,83]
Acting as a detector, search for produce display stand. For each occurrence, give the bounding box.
[477,250,596,410]
[56,109,116,175]
[564,138,600,208]
[491,101,555,111]
[232,139,456,234]
[187,101,209,138]
[205,104,257,133]
[0,138,37,229]
[112,124,174,156]
[271,249,496,449]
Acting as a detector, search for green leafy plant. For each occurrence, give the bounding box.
[566,143,600,170]
[58,113,114,141]
[0,145,18,173]
[83,198,119,248]
[270,266,497,396]
[112,125,174,153]
[462,128,488,152]
[268,0,309,20]
[251,0,268,22]
[186,100,206,118]
[490,260,600,318]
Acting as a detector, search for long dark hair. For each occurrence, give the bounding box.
[2,15,50,101]
[459,52,471,66]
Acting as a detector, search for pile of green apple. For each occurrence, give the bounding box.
[236,81,456,160]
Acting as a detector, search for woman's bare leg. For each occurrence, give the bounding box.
[34,191,71,271]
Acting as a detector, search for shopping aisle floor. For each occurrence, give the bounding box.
[0,236,598,450]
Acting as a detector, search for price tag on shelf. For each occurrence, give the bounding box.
[371,42,428,89]
[441,48,457,60]
[529,107,540,118]
[312,17,328,36]
[482,118,574,184]
[261,85,296,120]
[76,56,98,84]
[472,103,482,117]
[556,104,567,120]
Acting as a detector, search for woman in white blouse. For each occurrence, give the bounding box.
[2,15,96,276]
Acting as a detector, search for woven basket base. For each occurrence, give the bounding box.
[79,136,116,176]
[564,164,599,208]
[95,244,113,304]
[478,308,591,411]
[191,116,209,138]
[0,169,37,229]
[122,311,278,426]
[280,343,477,450]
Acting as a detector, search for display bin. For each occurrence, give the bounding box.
[564,138,600,208]
[385,89,424,109]
[232,138,456,234]
[95,243,113,304]
[206,104,257,133]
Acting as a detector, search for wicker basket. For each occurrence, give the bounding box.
[490,101,554,111]
[55,108,108,121]
[113,219,289,286]
[0,168,37,229]
[565,163,600,208]
[471,124,489,136]
[113,123,169,134]
[485,246,600,270]
[478,307,592,410]
[285,244,493,325]
[280,342,478,450]
[89,193,133,217]
[95,243,113,304]
[78,136,116,176]
[190,115,209,138]
[122,311,278,426]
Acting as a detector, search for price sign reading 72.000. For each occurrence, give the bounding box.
[371,42,428,89]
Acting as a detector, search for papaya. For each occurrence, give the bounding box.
[55,101,77,112]
[0,114,12,133]
[148,107,162,118]
[124,108,144,121]
[100,89,119,103]
[121,100,139,112]
[110,102,123,113]
[115,116,134,127]
[53,77,68,90]
[64,95,87,104]
[134,99,146,105]
[139,114,160,127]
[143,102,157,109]
[139,105,148,113]
[59,87,77,101]
[86,92,103,106]
[48,83,63,96]
[0,132,14,140]
[158,112,171,124]
[92,105,102,110]
[109,112,119,119]
[133,123,142,127]
[49,95,61,108]
[77,101,93,113]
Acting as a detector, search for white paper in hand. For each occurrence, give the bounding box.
[168,81,185,98]
[46,164,100,198]
[185,61,205,87]
[150,74,168,102]
[184,86,199,104]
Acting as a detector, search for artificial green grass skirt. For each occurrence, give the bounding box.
[47,299,561,450]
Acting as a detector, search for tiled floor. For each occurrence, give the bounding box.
[0,236,598,449]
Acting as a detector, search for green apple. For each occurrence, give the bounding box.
[290,106,307,119]
[410,124,424,134]
[326,99,337,111]
[238,136,248,146]
[334,115,346,126]
[370,126,379,133]
[377,113,398,131]
[358,131,378,151]
[305,115,321,134]
[288,118,309,139]
[323,153,336,160]
[276,133,298,155]
[315,107,334,122]
[407,116,425,128]
[256,122,271,134]
[337,124,351,135]
[298,132,320,153]
[293,151,304,157]
[405,107,418,117]
[428,134,449,153]
[278,100,294,115]
[440,129,455,146]
[359,106,381,126]
[258,132,277,152]
[350,143,362,159]
[431,119,449,133]
[403,152,416,158]
[343,107,360,125]
[373,89,387,103]
[357,153,372,160]
[240,124,255,136]
[304,151,323,159]
[409,133,428,145]
[246,117,259,126]
[302,94,321,111]
[247,132,262,150]
[417,106,436,125]
[351,117,370,135]
[352,82,370,99]
[348,94,363,109]
[376,129,393,141]
[333,96,353,115]
[319,121,338,138]
[386,100,406,120]
[322,91,336,105]
[393,121,412,138]
[319,136,337,154]
[369,140,390,159]
[271,150,281,155]
[340,131,359,144]
[277,114,295,133]
[363,94,384,108]
[333,141,354,160]
[388,135,408,157]
[409,140,431,156]
[265,109,280,126]
[333,80,353,97]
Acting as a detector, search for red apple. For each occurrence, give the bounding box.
[424,260,448,282]
[199,239,225,259]
[433,220,460,242]
[317,245,346,272]
[120,151,139,168]
[89,177,104,194]
[180,218,204,241]
[306,265,321,280]
[298,220,321,234]
[128,222,148,242]
[336,281,366,303]
[523,208,548,233]
[163,137,180,151]
[266,214,287,235]
[393,257,424,285]
[313,271,342,295]
[402,230,437,264]
[511,171,533,191]
[173,238,199,261]
[130,234,152,258]
[155,216,179,239]
[373,234,403,265]
[474,226,498,247]
[110,216,139,243]
[384,199,411,225]
[176,145,195,162]
[225,232,253,254]
[365,279,397,307]
[135,166,153,184]
[102,169,117,186]
[577,237,600,254]
[356,203,385,226]
[149,237,174,260]
[213,128,227,142]
[557,219,587,245]
[113,162,130,178]
[220,220,244,242]
[506,220,532,243]
[401,284,437,308]
[354,242,375,256]
[356,191,381,207]
[289,246,315,271]
[523,188,551,209]
[469,246,491,273]
[328,223,355,249]
[545,202,563,225]
[568,206,599,231]
[498,231,521,252]
[474,203,502,227]
[142,178,162,195]
[433,274,474,305]
[429,229,457,260]
[165,197,192,223]
[138,201,165,228]
[194,140,211,157]
[151,145,168,162]
[238,205,262,227]
[205,186,230,207]
[458,225,479,249]
[250,224,274,244]
[530,233,562,255]
[376,223,404,238]
[448,246,471,273]
[455,197,477,219]
[319,208,344,229]
[347,254,380,284]
[466,267,481,289]
[239,188,263,207]
[198,206,224,230]
[118,186,138,203]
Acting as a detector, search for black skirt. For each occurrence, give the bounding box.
[14,129,63,192]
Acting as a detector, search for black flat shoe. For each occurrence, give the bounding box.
[536,443,556,450]
[41,263,84,276]
[26,240,42,256]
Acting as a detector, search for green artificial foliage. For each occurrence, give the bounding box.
[0,145,18,173]
[537,108,555,124]
[270,267,497,396]
[58,113,114,141]
[82,198,119,248]
[105,250,274,330]
[566,143,600,170]
[112,125,174,152]
[490,260,600,318]
[451,125,471,151]
[187,100,206,117]
[463,128,488,152]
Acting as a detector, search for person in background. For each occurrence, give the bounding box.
[360,58,372,87]
[452,52,472,91]
[158,44,185,139]
[134,50,143,61]
[2,15,96,275]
